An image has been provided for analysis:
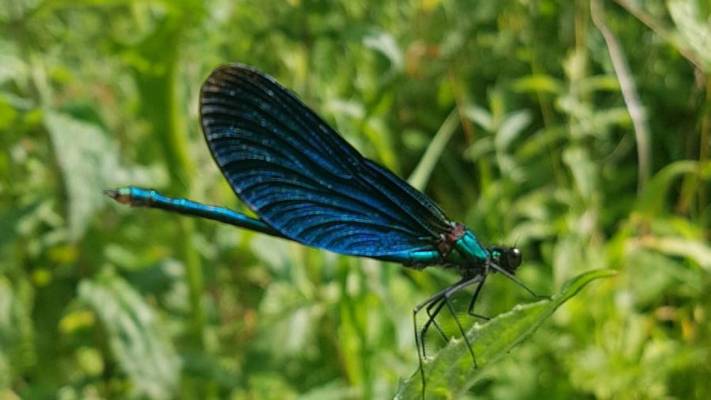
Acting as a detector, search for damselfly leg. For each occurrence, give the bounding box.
[424,298,448,345]
[412,274,484,398]
[467,275,490,320]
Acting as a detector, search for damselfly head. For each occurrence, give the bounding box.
[490,246,522,274]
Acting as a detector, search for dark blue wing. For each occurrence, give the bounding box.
[199,64,454,259]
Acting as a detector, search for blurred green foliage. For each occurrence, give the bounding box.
[1,0,710,399]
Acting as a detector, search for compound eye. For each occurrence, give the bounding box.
[506,247,522,269]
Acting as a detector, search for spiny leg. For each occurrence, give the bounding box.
[413,290,448,399]
[413,279,471,365]
[489,262,546,300]
[426,276,489,356]
[425,298,448,342]
[421,297,448,358]
[412,308,426,399]
[443,286,478,368]
[466,275,490,321]
[412,275,486,398]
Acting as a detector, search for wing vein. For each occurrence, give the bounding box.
[199,64,455,258]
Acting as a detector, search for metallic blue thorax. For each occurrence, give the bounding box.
[452,229,491,263]
[391,227,491,268]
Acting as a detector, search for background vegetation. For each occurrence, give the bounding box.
[1,0,710,398]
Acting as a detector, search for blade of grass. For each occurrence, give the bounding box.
[636,160,711,216]
[591,0,651,193]
[408,109,459,191]
[395,269,617,399]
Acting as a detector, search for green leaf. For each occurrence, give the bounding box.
[668,0,711,71]
[636,160,711,216]
[45,111,164,240]
[496,110,531,150]
[511,74,562,94]
[639,236,711,271]
[363,31,404,72]
[0,276,35,383]
[562,147,597,200]
[0,39,26,85]
[463,105,493,132]
[395,269,616,399]
[45,111,118,240]
[79,272,180,400]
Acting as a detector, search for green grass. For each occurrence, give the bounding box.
[1,1,710,399]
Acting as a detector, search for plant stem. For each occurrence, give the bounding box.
[591,0,652,193]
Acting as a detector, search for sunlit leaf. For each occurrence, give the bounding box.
[45,111,119,240]
[512,74,562,94]
[364,31,404,72]
[638,236,711,271]
[668,0,711,71]
[464,136,494,162]
[578,75,621,93]
[45,111,163,240]
[0,276,35,376]
[636,161,711,216]
[0,0,41,22]
[79,272,180,400]
[463,104,494,132]
[496,110,531,150]
[0,39,26,85]
[563,147,597,200]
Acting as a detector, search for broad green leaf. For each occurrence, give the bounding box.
[45,111,164,240]
[578,75,621,94]
[45,111,116,240]
[563,147,597,200]
[463,105,494,132]
[636,160,711,216]
[512,74,562,94]
[79,273,180,400]
[395,269,616,399]
[668,0,711,71]
[496,110,531,150]
[363,31,404,72]
[639,236,711,271]
[464,137,494,162]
